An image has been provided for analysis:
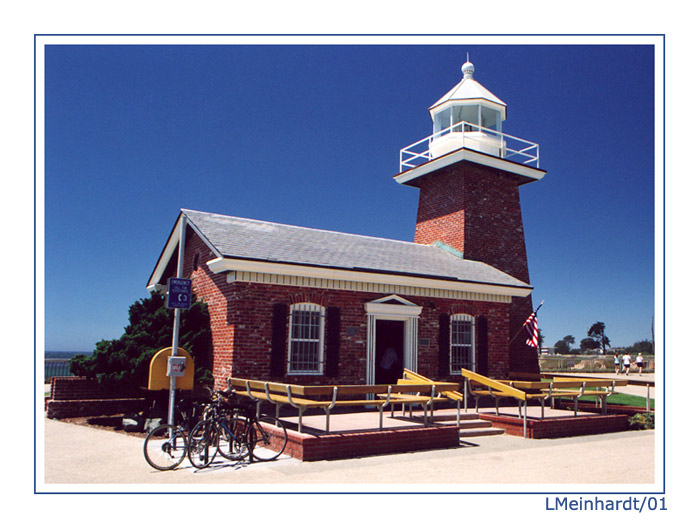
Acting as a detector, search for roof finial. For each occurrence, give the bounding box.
[461,52,475,80]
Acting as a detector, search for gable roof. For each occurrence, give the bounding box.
[147,209,532,297]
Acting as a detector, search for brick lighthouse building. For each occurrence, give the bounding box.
[395,58,546,374]
[148,56,545,389]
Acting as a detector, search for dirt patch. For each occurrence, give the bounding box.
[56,415,149,439]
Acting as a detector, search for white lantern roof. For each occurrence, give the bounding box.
[429,59,507,121]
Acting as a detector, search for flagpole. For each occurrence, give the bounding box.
[510,300,544,345]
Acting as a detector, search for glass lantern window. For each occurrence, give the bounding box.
[433,109,452,135]
[480,106,501,130]
[452,105,479,129]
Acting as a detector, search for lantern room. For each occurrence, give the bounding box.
[428,58,507,159]
[397,56,541,178]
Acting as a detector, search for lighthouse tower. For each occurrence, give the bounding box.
[396,57,547,375]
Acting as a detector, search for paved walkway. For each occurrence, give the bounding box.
[40,416,655,489]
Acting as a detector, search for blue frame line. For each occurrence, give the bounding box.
[34,33,665,496]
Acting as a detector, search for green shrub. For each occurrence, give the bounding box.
[70,293,213,395]
[628,412,655,430]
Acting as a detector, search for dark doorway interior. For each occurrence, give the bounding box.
[375,320,404,384]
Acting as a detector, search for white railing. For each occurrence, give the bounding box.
[399,121,540,173]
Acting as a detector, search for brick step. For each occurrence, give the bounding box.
[459,427,506,438]
[435,418,494,429]
[432,413,506,438]
[402,411,506,438]
[424,411,481,422]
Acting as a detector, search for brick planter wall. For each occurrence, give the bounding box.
[46,377,146,419]
[481,412,631,439]
[284,425,460,461]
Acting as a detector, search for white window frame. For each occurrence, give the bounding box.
[450,314,475,374]
[287,303,325,375]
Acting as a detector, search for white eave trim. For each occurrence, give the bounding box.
[394,147,545,185]
[429,97,507,117]
[146,212,221,292]
[206,257,532,298]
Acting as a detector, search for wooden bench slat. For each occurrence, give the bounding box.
[403,369,463,401]
[462,369,527,401]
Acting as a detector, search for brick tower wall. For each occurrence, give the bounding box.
[412,160,539,374]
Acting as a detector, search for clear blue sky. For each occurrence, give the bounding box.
[43,42,656,352]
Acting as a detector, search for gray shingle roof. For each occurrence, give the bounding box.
[182,209,530,290]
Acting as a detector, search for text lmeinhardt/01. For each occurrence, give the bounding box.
[546,496,667,512]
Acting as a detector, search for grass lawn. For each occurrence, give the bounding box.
[576,392,654,409]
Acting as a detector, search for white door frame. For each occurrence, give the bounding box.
[365,295,422,384]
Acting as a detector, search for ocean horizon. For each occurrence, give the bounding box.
[45,351,91,360]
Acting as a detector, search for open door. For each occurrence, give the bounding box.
[374,320,404,384]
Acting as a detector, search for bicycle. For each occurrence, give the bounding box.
[143,393,209,471]
[187,390,288,469]
[186,391,246,468]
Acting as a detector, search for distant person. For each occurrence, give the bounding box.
[613,353,621,375]
[622,353,632,375]
[636,353,644,375]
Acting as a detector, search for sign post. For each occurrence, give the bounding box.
[167,217,189,427]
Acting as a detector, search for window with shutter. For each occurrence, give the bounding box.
[288,303,325,374]
[450,314,475,374]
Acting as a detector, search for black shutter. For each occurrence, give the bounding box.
[270,303,288,377]
[325,306,341,377]
[477,315,488,376]
[438,313,450,377]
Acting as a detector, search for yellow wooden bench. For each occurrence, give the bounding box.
[497,379,584,417]
[550,377,627,415]
[507,371,543,381]
[403,369,464,402]
[227,376,459,432]
[395,370,464,427]
[460,371,630,436]
[461,369,526,413]
[461,369,530,436]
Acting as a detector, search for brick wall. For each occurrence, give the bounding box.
[482,412,631,439]
[50,376,104,400]
[46,377,145,419]
[414,162,530,282]
[286,425,460,461]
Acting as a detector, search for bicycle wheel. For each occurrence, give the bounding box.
[247,415,288,461]
[143,424,188,471]
[218,412,249,461]
[187,419,220,469]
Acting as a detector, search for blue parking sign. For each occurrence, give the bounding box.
[167,278,192,309]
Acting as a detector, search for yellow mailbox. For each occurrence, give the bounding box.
[148,347,194,390]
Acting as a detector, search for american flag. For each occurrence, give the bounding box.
[524,312,539,348]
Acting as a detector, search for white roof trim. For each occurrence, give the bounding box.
[147,216,186,291]
[394,147,546,185]
[429,98,506,120]
[207,257,532,298]
[146,212,222,291]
